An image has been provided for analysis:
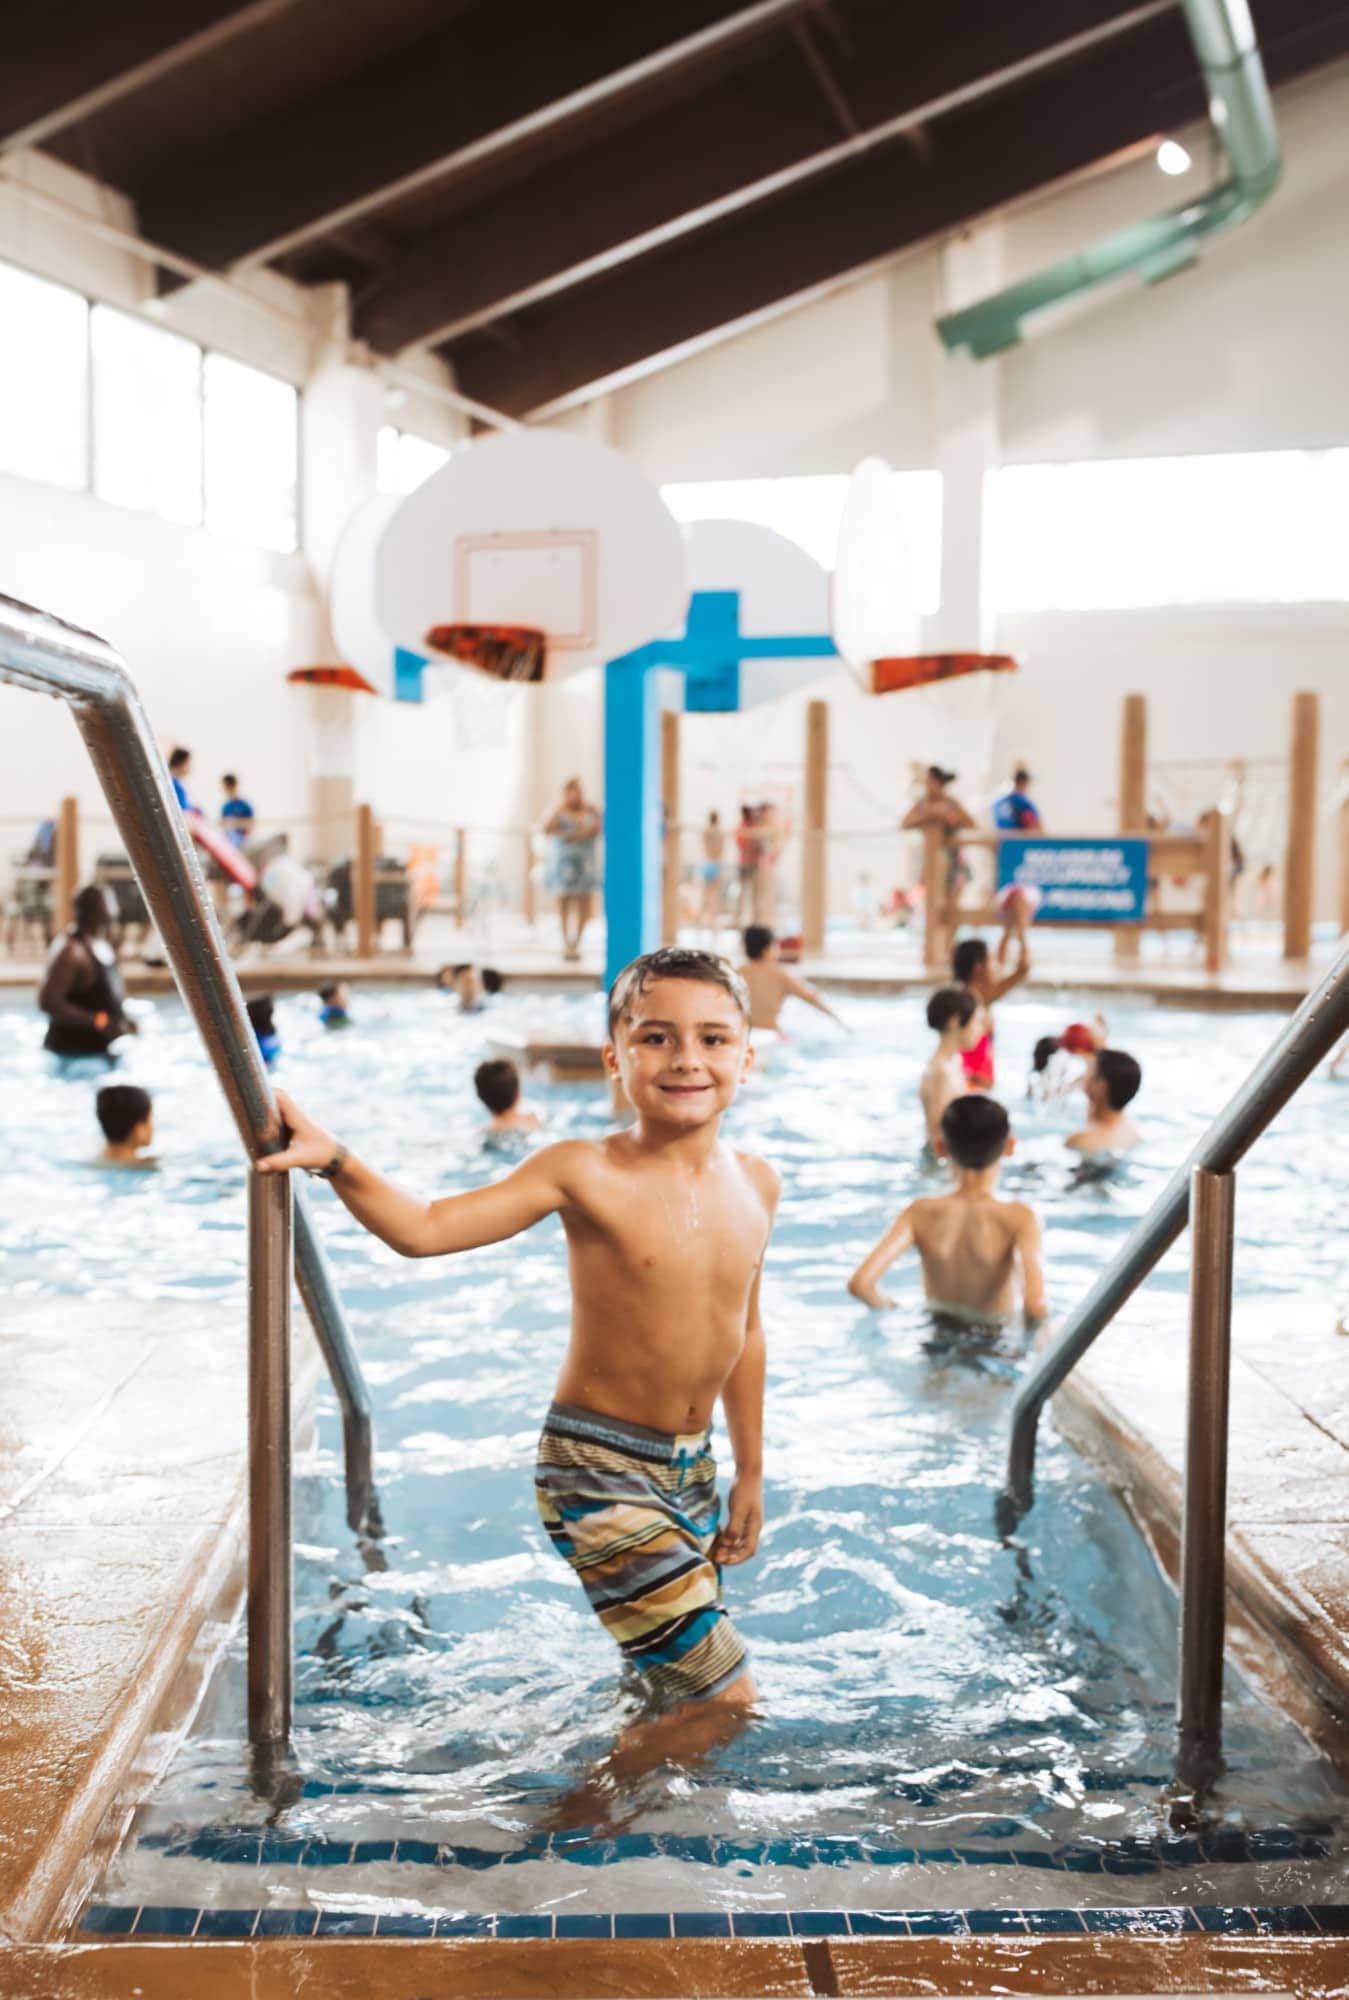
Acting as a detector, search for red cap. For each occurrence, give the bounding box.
[1058,1022,1096,1056]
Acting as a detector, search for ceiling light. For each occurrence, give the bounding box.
[1157,139,1192,176]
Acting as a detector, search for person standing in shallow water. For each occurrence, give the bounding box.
[259,947,778,1777]
[544,777,601,963]
[39,884,138,1057]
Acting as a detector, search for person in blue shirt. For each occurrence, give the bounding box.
[220,771,256,845]
[168,746,196,814]
[992,765,1042,832]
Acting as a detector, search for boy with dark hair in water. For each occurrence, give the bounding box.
[319,980,352,1028]
[474,1058,544,1134]
[260,945,778,1743]
[849,1094,1044,1326]
[96,1084,155,1168]
[1066,1049,1142,1155]
[739,925,843,1034]
[920,985,983,1148]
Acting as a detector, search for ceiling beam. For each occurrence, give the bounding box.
[132,0,810,273]
[0,0,299,153]
[355,0,1175,356]
[442,4,1349,418]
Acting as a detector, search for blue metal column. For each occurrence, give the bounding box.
[603,651,663,992]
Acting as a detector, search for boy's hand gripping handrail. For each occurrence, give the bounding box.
[1000,934,1349,1533]
[0,592,376,1536]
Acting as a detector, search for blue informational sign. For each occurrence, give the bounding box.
[996,837,1150,924]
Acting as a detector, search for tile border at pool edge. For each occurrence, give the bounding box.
[78,1903,1349,1942]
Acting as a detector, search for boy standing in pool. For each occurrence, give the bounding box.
[260,946,777,1722]
[848,1095,1044,1326]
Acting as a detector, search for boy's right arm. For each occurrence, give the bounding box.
[848,1205,916,1309]
[1015,1202,1048,1324]
[259,1089,575,1257]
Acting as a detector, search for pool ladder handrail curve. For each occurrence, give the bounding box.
[0,592,378,1746]
[1001,933,1349,1531]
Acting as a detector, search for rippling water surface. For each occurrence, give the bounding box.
[2,982,1346,1915]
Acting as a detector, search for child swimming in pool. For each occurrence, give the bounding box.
[474,1057,545,1135]
[952,930,1030,1090]
[1065,1048,1142,1155]
[920,985,984,1148]
[739,925,844,1034]
[96,1083,156,1168]
[848,1095,1045,1326]
[260,946,777,1732]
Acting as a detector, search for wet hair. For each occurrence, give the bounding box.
[1031,1035,1059,1074]
[246,995,276,1038]
[482,967,503,995]
[474,1058,520,1114]
[318,982,343,1004]
[450,962,472,977]
[926,985,978,1033]
[97,1083,151,1144]
[1095,1048,1142,1111]
[940,1093,1010,1170]
[951,937,989,985]
[168,746,190,771]
[607,947,751,1038]
[1013,765,1031,787]
[743,925,774,962]
[927,764,956,786]
[73,883,111,935]
[222,771,238,789]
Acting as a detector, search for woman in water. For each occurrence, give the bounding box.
[39,884,138,1057]
[544,777,601,963]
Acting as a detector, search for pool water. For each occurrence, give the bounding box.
[2,983,1347,1925]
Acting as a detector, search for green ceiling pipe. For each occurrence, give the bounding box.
[936,0,1280,358]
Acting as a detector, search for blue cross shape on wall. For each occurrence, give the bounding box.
[603,589,836,986]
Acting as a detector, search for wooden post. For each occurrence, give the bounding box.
[355,803,376,959]
[522,830,536,926]
[1338,757,1349,940]
[922,823,948,974]
[1283,691,1319,961]
[55,794,79,931]
[661,708,680,946]
[1202,808,1231,977]
[454,829,468,926]
[801,699,828,955]
[1115,694,1147,965]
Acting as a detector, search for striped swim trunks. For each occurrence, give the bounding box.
[535,1402,749,1705]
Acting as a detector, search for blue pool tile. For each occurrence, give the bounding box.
[905,1911,968,1935]
[349,1840,399,1865]
[393,1840,441,1867]
[374,1912,436,1937]
[1011,1849,1062,1871]
[1061,1851,1105,1874]
[80,1906,138,1936]
[495,1913,552,1939]
[254,1908,318,1937]
[555,1913,613,1939]
[195,1908,259,1939]
[132,1906,199,1937]
[1081,1908,1193,1935]
[1193,1907,1260,1934]
[1021,1909,1086,1934]
[847,1913,910,1936]
[303,1839,355,1869]
[315,1910,376,1937]
[436,1913,494,1938]
[916,1848,963,1867]
[614,1913,673,1938]
[1199,1832,1252,1864]
[862,1846,916,1868]
[731,1912,792,1937]
[205,1831,264,1865]
[789,1912,851,1937]
[674,1912,732,1937]
[1308,1906,1349,1935]
[959,1849,1015,1868]
[965,1910,1027,1935]
[1250,1906,1317,1934]
[257,1833,310,1867]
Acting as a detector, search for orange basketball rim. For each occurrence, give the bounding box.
[868,653,1017,696]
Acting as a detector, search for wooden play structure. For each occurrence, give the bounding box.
[920,690,1327,974]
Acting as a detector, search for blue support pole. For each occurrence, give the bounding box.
[603,651,664,993]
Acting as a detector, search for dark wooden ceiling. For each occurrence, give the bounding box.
[9,0,1349,416]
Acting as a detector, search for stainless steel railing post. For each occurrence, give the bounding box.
[247,1166,293,1745]
[1177,1165,1236,1790]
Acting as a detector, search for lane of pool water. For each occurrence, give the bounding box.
[1,983,1346,1921]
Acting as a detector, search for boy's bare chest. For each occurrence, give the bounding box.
[574,1172,768,1284]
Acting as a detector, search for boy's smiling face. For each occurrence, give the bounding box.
[606,976,752,1128]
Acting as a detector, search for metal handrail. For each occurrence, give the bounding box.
[1000,933,1349,1531]
[0,593,377,1743]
